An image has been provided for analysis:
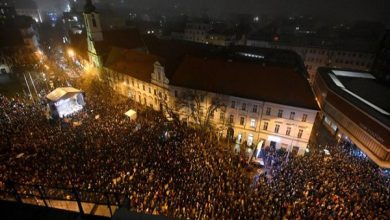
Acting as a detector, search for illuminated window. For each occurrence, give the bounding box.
[286,127,291,136]
[278,110,283,118]
[240,117,245,125]
[302,114,307,122]
[263,122,268,130]
[250,119,256,128]
[290,112,295,120]
[274,124,280,133]
[298,129,303,138]
[266,107,271,115]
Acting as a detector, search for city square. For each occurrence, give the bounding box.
[0,0,389,219]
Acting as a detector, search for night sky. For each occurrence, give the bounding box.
[33,0,390,22]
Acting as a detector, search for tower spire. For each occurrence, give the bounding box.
[84,0,96,14]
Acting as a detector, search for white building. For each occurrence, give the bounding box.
[74,0,319,156]
[102,47,318,155]
[183,22,211,43]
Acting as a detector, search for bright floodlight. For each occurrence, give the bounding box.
[46,87,85,118]
[67,48,75,58]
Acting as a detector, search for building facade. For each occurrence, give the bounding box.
[313,68,390,168]
[183,22,211,43]
[105,62,317,156]
[75,0,318,156]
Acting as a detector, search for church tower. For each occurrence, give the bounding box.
[83,0,103,67]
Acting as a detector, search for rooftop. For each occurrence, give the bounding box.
[71,29,317,110]
[46,87,83,102]
[172,56,318,110]
[104,47,160,82]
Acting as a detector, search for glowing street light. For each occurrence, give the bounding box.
[67,48,75,58]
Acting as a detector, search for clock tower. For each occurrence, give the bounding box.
[83,0,103,67]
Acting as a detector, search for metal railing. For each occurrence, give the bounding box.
[0,180,130,217]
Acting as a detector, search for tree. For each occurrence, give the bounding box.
[175,89,226,133]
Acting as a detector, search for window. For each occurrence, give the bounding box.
[298,129,303,138]
[220,112,225,122]
[302,114,307,122]
[229,115,234,123]
[154,89,157,95]
[290,112,295,120]
[250,119,256,128]
[132,80,134,86]
[143,85,145,91]
[149,87,151,93]
[231,101,235,108]
[263,122,268,130]
[278,110,283,118]
[252,105,258,113]
[274,124,280,133]
[240,117,245,125]
[286,127,291,136]
[266,107,271,115]
[241,103,246,111]
[174,90,178,97]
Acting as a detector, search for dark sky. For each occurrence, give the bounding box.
[35,0,389,22]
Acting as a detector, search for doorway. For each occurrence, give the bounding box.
[247,133,254,147]
[270,141,276,151]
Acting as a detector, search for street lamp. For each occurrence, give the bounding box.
[67,48,75,58]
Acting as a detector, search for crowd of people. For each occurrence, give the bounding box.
[0,80,389,219]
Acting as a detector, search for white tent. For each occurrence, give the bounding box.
[46,87,82,102]
[124,109,137,120]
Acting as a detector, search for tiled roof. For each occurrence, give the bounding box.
[70,30,318,110]
[104,47,160,82]
[171,55,319,110]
